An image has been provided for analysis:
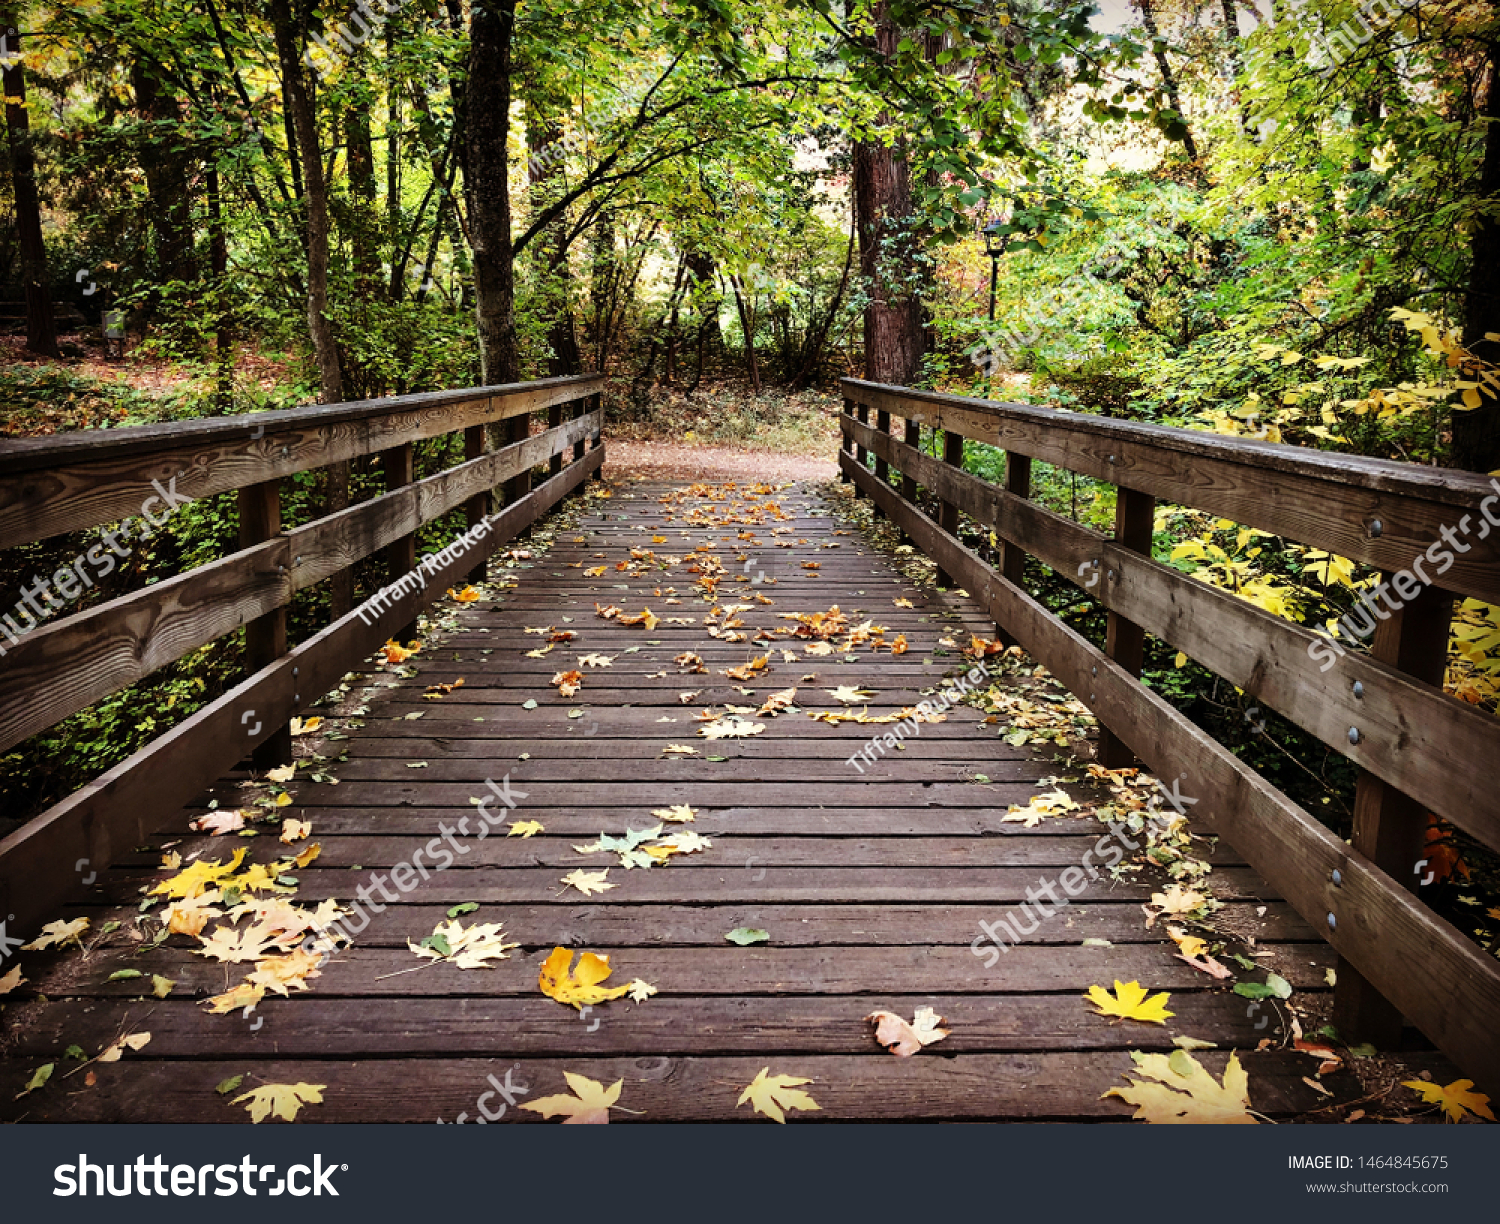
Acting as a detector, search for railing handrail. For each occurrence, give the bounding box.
[0,374,601,472]
[841,377,1499,504]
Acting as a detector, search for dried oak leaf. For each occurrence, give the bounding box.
[867,1006,950,1056]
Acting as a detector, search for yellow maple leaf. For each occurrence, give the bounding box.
[700,718,765,739]
[279,819,311,844]
[165,892,223,937]
[288,716,322,736]
[737,1068,822,1123]
[22,917,90,951]
[561,867,615,895]
[508,820,544,838]
[522,1072,622,1124]
[538,946,632,1008]
[245,948,323,996]
[585,565,606,577]
[409,919,519,970]
[153,851,248,900]
[382,640,418,663]
[1086,980,1175,1025]
[1151,885,1208,916]
[651,804,697,823]
[1105,1049,1257,1123]
[661,744,697,756]
[233,1082,325,1123]
[96,1032,151,1063]
[1402,1078,1494,1123]
[196,922,277,964]
[449,585,482,603]
[204,981,266,1015]
[827,685,875,704]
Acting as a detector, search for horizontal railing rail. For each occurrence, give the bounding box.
[840,377,1500,1096]
[0,375,604,933]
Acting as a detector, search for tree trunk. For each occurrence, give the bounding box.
[131,56,197,289]
[208,166,234,413]
[1136,0,1203,168]
[1,19,58,358]
[466,0,520,385]
[268,0,343,405]
[527,116,581,375]
[588,211,620,370]
[268,0,348,618]
[1458,32,1500,475]
[853,3,924,385]
[731,274,760,393]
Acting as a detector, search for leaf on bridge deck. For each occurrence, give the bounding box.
[1085,980,1175,1025]
[233,1081,326,1124]
[538,946,633,1009]
[737,1068,822,1123]
[1400,1078,1494,1123]
[522,1072,623,1124]
[1104,1050,1256,1124]
[22,917,91,951]
[560,868,616,896]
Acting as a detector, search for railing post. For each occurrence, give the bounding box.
[840,397,856,483]
[504,407,531,505]
[1098,486,1155,768]
[900,417,919,543]
[384,442,419,637]
[238,479,292,769]
[589,391,603,480]
[548,397,565,477]
[464,424,488,583]
[935,428,963,587]
[996,451,1032,646]
[1334,582,1453,1047]
[871,406,888,520]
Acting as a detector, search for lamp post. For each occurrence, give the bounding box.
[982,216,1007,323]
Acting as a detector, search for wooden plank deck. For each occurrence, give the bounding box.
[0,478,1362,1122]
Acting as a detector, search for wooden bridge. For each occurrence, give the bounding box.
[0,374,1495,1122]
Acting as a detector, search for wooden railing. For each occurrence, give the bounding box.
[840,377,1500,1093]
[0,374,604,932]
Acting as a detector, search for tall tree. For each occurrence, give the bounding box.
[2,15,58,357]
[853,2,924,385]
[466,0,520,384]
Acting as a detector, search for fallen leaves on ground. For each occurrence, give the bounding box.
[867,1007,949,1056]
[289,716,322,736]
[1105,1050,1256,1124]
[279,819,311,844]
[552,669,584,697]
[22,917,90,951]
[578,653,614,668]
[192,810,246,835]
[1149,884,1210,919]
[97,1032,151,1063]
[560,868,615,896]
[757,687,798,716]
[675,651,707,673]
[233,1081,325,1123]
[724,654,770,681]
[409,919,520,969]
[1086,980,1175,1025]
[449,585,482,603]
[700,718,765,739]
[1401,1078,1494,1123]
[382,640,418,664]
[522,1072,623,1124]
[1002,788,1081,827]
[827,684,876,704]
[651,804,697,823]
[508,820,544,838]
[538,946,634,1009]
[738,1068,821,1123]
[726,928,769,945]
[0,966,24,995]
[662,744,698,756]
